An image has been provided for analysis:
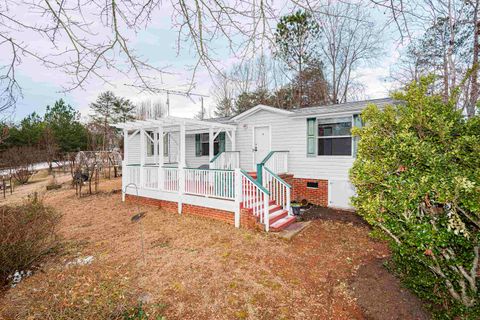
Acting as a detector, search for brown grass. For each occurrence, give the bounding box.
[0,178,390,319]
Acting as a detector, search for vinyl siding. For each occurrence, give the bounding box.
[233,109,354,180]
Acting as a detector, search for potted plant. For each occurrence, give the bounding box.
[291,202,302,215]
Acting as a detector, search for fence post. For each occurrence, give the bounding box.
[256,163,263,185]
[264,192,270,232]
[121,161,126,202]
[234,168,241,228]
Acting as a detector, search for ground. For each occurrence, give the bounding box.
[0,177,431,319]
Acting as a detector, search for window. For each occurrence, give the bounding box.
[146,132,169,157]
[317,117,352,156]
[195,132,225,157]
[306,181,318,188]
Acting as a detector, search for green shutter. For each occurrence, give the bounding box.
[352,114,363,157]
[218,132,225,153]
[163,133,169,156]
[307,118,316,156]
[195,134,201,156]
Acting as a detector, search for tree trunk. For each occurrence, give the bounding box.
[469,1,480,118]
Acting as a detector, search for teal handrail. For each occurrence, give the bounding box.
[240,169,269,195]
[263,166,291,188]
[259,150,289,165]
[257,151,289,184]
[209,151,240,163]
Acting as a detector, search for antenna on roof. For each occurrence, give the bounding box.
[125,84,209,117]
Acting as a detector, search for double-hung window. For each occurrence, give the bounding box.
[195,132,225,157]
[317,117,352,156]
[146,132,169,157]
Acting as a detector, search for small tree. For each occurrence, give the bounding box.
[350,77,480,317]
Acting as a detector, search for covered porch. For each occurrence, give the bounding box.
[114,116,294,232]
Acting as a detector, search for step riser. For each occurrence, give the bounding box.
[269,211,288,224]
[270,216,296,232]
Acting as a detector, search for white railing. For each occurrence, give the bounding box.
[143,165,159,189]
[262,166,291,215]
[162,167,179,192]
[210,151,240,170]
[239,170,270,231]
[184,168,235,199]
[125,165,141,186]
[263,151,289,174]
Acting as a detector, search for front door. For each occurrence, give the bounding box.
[253,126,270,167]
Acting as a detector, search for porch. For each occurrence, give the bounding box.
[114,117,294,232]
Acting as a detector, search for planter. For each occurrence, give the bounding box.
[291,205,302,216]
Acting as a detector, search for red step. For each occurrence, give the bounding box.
[269,209,288,224]
[247,171,257,179]
[270,215,296,232]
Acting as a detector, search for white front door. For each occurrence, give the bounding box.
[253,126,270,166]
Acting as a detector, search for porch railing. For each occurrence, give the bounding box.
[262,166,291,215]
[162,167,179,192]
[143,165,159,189]
[209,151,240,170]
[184,168,235,199]
[239,170,271,231]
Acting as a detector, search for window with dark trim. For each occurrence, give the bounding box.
[307,181,319,188]
[317,117,352,156]
[195,132,225,157]
[146,132,169,157]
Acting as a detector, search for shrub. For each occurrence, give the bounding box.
[350,77,480,318]
[0,193,61,286]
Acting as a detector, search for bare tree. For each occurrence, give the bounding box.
[313,1,382,103]
[371,0,479,116]
[0,0,280,115]
[212,74,235,117]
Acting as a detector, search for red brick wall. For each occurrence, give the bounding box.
[281,176,328,207]
[125,194,259,229]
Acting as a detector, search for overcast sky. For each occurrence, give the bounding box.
[6,2,400,122]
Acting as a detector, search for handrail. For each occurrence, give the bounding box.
[184,167,234,172]
[259,150,289,165]
[240,169,269,195]
[209,150,240,163]
[263,166,291,188]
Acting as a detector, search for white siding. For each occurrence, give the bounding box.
[234,109,354,180]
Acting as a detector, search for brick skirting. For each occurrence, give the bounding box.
[125,194,258,229]
[281,175,328,207]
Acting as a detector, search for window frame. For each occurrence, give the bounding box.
[307,115,359,158]
[196,132,224,157]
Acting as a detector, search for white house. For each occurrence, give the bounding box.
[115,98,398,232]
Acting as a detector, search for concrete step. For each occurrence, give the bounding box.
[270,215,296,232]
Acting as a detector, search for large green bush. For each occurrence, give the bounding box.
[350,77,480,318]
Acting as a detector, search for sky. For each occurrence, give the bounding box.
[5,1,400,123]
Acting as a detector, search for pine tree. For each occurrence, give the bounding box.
[90,91,117,150]
[113,97,136,123]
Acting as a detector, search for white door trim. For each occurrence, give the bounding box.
[252,125,272,170]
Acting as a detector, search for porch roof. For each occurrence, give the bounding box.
[112,116,237,131]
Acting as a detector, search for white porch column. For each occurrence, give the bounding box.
[209,126,214,167]
[178,122,186,214]
[122,129,128,201]
[234,168,241,228]
[231,129,236,151]
[158,126,164,190]
[140,128,145,188]
[153,129,158,164]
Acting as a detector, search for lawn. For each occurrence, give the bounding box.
[0,178,430,319]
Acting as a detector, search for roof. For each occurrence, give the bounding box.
[230,104,293,121]
[290,98,399,117]
[112,116,236,131]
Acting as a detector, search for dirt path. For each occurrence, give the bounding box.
[0,178,430,319]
